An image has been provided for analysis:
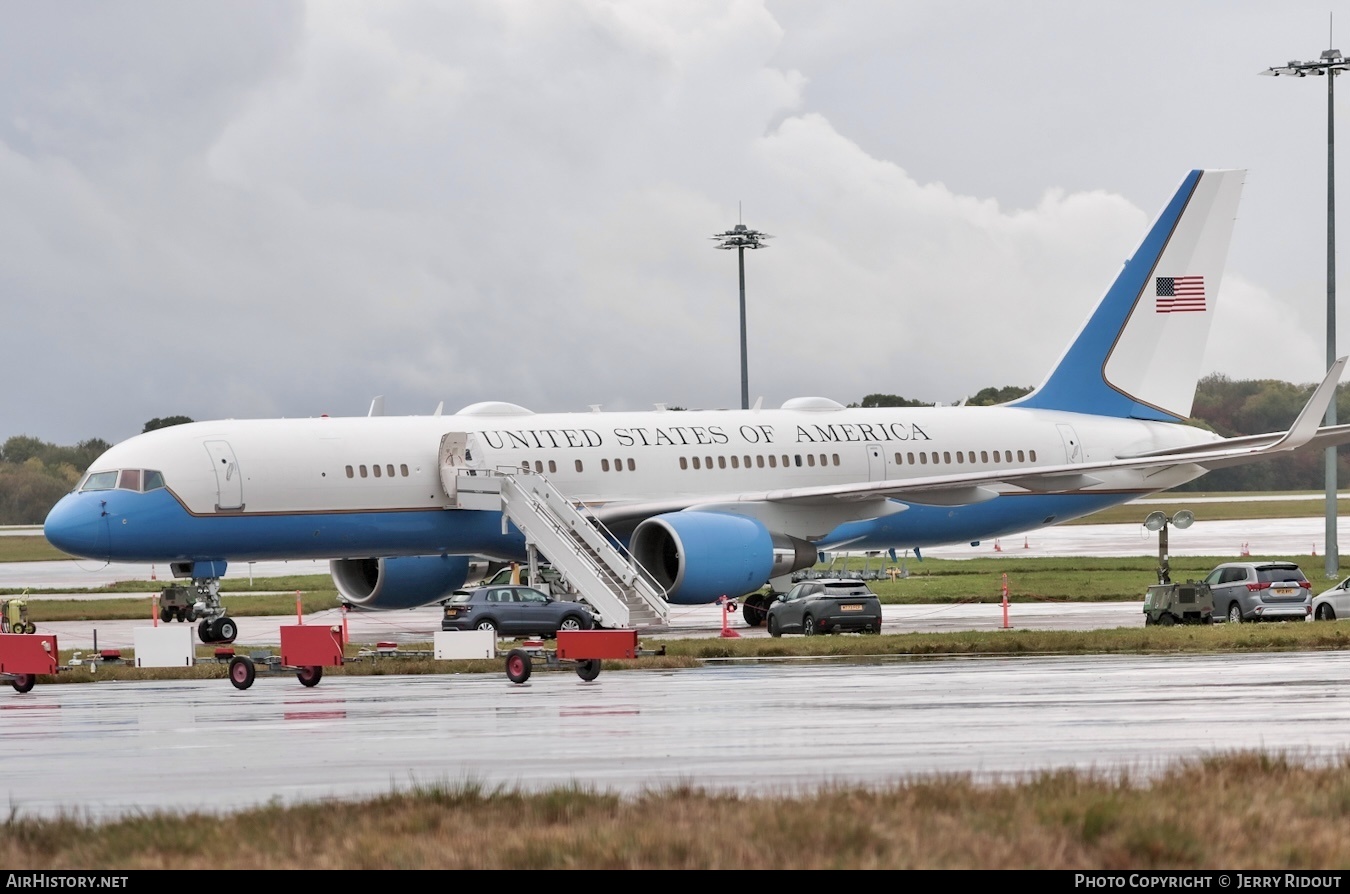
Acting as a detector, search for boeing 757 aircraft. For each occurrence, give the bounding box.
[42,169,1350,642]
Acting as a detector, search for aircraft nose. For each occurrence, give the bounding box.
[43,493,110,560]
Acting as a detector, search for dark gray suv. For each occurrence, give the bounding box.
[1202,562,1312,623]
[766,579,883,636]
[441,585,596,636]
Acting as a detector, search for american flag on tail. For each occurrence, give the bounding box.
[1155,275,1205,313]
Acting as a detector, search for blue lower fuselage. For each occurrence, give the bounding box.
[43,486,1135,565]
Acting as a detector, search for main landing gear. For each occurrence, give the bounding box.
[742,593,770,627]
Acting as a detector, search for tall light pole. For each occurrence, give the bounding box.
[1263,44,1350,578]
[712,217,771,410]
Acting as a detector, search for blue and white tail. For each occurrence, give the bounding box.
[1012,169,1245,421]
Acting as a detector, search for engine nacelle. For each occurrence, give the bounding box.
[629,511,817,605]
[330,555,473,609]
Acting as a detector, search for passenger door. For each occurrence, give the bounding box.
[1209,566,1249,620]
[204,441,244,511]
[486,588,520,633]
[778,584,808,630]
[1330,577,1350,616]
[512,587,554,635]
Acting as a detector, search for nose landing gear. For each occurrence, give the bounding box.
[164,576,237,644]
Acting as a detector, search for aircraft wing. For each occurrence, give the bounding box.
[589,358,1350,531]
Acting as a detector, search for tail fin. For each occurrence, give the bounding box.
[1011,169,1245,421]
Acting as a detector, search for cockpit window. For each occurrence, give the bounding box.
[80,471,118,491]
[79,469,167,493]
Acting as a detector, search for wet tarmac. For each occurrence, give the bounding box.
[3,650,1349,819]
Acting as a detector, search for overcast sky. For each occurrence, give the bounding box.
[3,1,1348,447]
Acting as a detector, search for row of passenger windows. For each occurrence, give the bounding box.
[895,449,1037,466]
[680,453,842,470]
[509,449,1039,477]
[518,459,633,474]
[516,454,848,474]
[345,464,410,479]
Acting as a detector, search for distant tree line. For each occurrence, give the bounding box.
[0,417,193,525]
[1,380,1345,527]
[851,376,1348,492]
[0,436,112,525]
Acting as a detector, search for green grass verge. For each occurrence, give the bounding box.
[8,555,1326,621]
[0,753,1341,868]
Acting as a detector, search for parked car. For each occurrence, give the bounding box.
[1311,576,1350,620]
[766,579,883,637]
[441,585,596,637]
[476,563,566,596]
[1202,562,1312,623]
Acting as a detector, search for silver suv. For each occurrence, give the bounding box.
[1202,562,1312,623]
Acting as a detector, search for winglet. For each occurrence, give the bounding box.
[1267,356,1348,452]
[368,396,384,417]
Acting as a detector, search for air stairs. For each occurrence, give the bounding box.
[446,468,669,630]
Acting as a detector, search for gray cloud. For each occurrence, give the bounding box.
[1,1,1341,446]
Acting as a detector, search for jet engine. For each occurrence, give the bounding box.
[330,555,473,610]
[629,511,817,605]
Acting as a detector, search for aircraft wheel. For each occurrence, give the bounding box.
[198,620,214,643]
[505,649,532,684]
[228,656,256,690]
[297,665,323,687]
[575,659,601,682]
[217,617,238,644]
[10,673,35,694]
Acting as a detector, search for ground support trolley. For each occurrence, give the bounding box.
[503,629,664,684]
[227,624,344,690]
[0,632,60,693]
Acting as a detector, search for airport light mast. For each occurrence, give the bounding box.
[712,215,771,410]
[1145,510,1194,585]
[1263,44,1350,578]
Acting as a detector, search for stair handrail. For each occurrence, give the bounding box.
[518,471,668,602]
